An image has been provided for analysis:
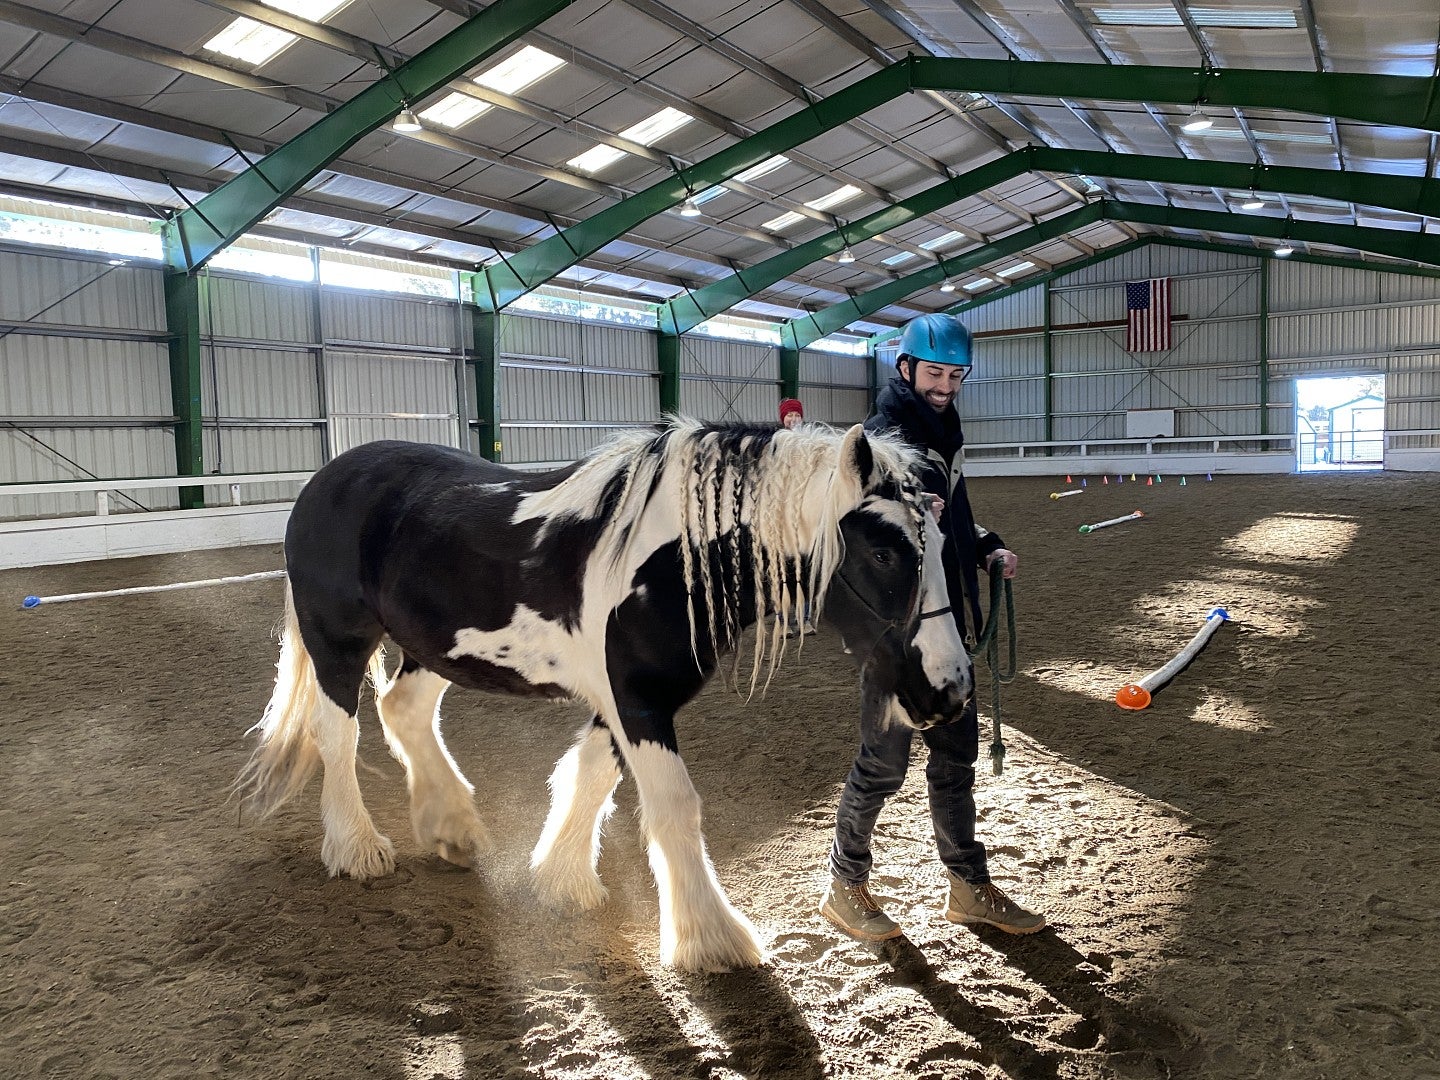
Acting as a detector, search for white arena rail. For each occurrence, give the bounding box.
[0,472,311,570]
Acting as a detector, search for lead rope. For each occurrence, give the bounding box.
[969,561,1018,775]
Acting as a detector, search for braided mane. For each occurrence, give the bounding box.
[527,417,926,694]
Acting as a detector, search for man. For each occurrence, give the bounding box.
[820,312,1046,942]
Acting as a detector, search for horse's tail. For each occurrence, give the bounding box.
[234,582,322,817]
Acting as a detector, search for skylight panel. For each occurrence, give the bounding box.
[1193,127,1333,145]
[475,46,566,95]
[566,108,695,176]
[419,92,491,129]
[693,155,791,205]
[1089,6,1183,26]
[620,107,693,147]
[964,278,995,291]
[762,211,806,231]
[882,252,917,266]
[203,18,296,65]
[263,0,351,18]
[1191,7,1299,28]
[997,261,1036,277]
[920,230,965,251]
[805,185,862,213]
[567,145,628,174]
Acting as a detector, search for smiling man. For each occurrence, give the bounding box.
[821,312,1043,943]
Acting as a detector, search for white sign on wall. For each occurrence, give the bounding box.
[1126,408,1175,439]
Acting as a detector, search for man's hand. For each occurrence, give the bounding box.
[986,548,1019,579]
[923,493,945,523]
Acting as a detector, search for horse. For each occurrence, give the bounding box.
[235,418,972,972]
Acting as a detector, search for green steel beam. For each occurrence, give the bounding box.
[162,0,572,272]
[779,345,800,399]
[667,148,1440,337]
[1042,279,1054,448]
[657,332,681,415]
[785,203,1106,350]
[470,306,501,461]
[815,201,1440,351]
[1156,235,1440,278]
[1259,256,1270,440]
[163,269,205,507]
[482,58,1440,313]
[908,58,1440,132]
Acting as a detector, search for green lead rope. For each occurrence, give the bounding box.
[970,562,1018,775]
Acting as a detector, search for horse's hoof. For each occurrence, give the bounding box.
[533,863,608,912]
[435,842,475,868]
[666,920,766,972]
[323,832,396,880]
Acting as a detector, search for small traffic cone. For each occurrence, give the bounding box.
[1066,474,1072,483]
[1206,472,1213,481]
[1117,474,1123,484]
[1102,475,1109,485]
[1156,474,1163,483]
[1180,476,1187,486]
[1081,477,1087,487]
[1130,473,1137,481]
[1146,476,1153,486]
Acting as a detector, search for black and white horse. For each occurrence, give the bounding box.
[237,418,971,971]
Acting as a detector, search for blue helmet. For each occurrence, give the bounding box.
[897,313,972,370]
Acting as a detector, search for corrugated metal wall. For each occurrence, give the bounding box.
[0,249,173,517]
[493,314,658,465]
[9,239,1440,526]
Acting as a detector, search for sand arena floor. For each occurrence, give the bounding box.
[3,470,1439,1080]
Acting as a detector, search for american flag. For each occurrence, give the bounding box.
[1126,278,1172,352]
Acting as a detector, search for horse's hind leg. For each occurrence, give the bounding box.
[240,584,393,879]
[374,653,490,868]
[532,717,622,910]
[299,608,395,879]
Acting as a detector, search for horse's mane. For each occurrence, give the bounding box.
[518,416,924,694]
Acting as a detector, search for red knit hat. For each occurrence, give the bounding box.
[779,398,804,422]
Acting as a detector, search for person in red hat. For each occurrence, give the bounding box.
[779,397,804,430]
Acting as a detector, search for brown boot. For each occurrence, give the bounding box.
[820,878,902,942]
[944,876,1046,934]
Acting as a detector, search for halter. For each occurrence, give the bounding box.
[832,562,951,661]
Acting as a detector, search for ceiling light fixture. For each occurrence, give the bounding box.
[1241,197,1265,210]
[1180,106,1213,133]
[392,104,422,133]
[1275,243,1295,257]
[940,278,957,293]
[837,245,856,264]
[679,196,702,217]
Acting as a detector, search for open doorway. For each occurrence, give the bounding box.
[1295,375,1385,472]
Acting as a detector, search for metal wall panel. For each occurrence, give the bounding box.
[323,290,459,350]
[680,377,777,423]
[201,426,320,505]
[962,285,1043,335]
[501,424,638,465]
[0,427,175,518]
[680,337,778,383]
[973,334,1043,381]
[1,334,169,416]
[203,274,314,342]
[799,349,868,388]
[0,250,164,331]
[792,387,872,425]
[201,346,319,419]
[1058,244,1250,287]
[326,351,461,455]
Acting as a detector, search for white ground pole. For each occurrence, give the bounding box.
[22,569,286,609]
[1049,489,1084,500]
[1078,510,1146,534]
[1116,607,1230,710]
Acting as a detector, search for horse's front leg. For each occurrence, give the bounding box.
[531,717,621,910]
[620,712,764,972]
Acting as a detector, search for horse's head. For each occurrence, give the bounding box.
[823,427,973,730]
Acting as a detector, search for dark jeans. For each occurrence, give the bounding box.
[829,694,989,886]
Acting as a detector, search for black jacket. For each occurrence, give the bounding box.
[865,376,1004,638]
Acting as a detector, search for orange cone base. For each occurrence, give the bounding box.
[1116,684,1152,710]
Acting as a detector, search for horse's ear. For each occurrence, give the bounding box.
[838,424,877,501]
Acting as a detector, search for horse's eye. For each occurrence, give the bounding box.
[872,549,893,565]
